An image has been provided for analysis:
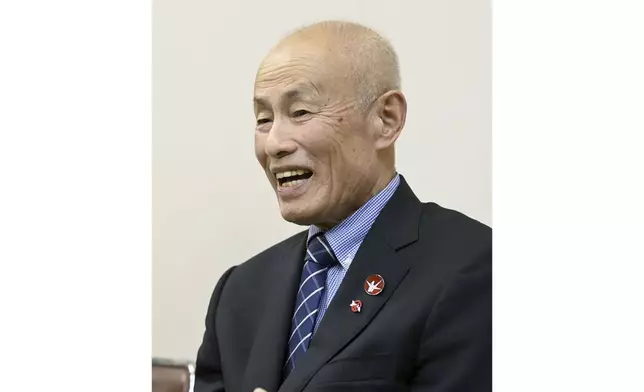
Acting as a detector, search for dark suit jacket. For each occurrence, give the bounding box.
[195,176,492,392]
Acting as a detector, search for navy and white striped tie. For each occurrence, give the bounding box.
[284,233,337,377]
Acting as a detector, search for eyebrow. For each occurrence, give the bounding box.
[253,84,320,109]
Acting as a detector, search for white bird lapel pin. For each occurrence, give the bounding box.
[364,274,385,296]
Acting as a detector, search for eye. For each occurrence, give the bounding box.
[292,109,310,118]
[256,118,272,125]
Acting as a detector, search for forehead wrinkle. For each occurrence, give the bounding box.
[253,89,321,117]
[254,48,345,112]
[255,66,319,92]
[254,79,323,109]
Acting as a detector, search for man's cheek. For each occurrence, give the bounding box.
[254,141,267,165]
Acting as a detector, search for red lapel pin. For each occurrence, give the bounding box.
[350,300,363,313]
[364,274,385,296]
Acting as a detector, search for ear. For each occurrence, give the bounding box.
[372,90,407,150]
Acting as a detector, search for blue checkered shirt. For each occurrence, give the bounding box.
[308,174,400,333]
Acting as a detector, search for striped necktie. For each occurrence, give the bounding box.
[283,233,338,378]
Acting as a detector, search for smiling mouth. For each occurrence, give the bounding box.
[276,169,313,187]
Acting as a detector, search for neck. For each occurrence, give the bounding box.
[316,169,397,231]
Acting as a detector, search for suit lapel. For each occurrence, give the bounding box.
[241,233,308,392]
[279,177,423,392]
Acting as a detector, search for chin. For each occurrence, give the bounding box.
[278,203,320,227]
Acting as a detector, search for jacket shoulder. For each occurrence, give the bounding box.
[229,229,307,275]
[420,202,491,241]
[415,202,491,274]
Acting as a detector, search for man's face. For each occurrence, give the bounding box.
[253,45,380,228]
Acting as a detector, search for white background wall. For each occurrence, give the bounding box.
[153,0,490,360]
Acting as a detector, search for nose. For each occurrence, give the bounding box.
[264,120,297,159]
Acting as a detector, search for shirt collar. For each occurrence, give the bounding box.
[307,174,401,269]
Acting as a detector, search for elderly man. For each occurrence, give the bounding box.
[195,21,491,392]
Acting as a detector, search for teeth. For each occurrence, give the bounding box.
[275,169,310,179]
[281,179,304,188]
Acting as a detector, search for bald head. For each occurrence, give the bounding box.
[261,21,401,109]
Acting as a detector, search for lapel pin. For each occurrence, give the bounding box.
[364,274,385,296]
[350,300,363,313]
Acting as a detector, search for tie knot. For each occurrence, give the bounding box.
[306,234,337,267]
